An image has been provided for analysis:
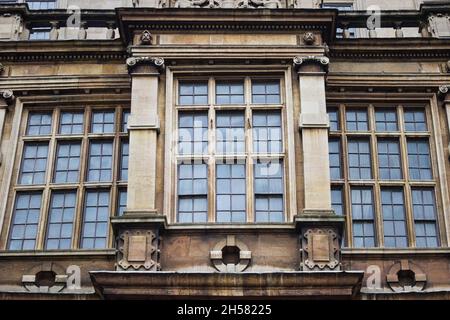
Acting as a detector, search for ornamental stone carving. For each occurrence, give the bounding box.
[117,229,161,271]
[386,260,427,293]
[210,235,251,272]
[174,0,281,8]
[438,85,449,100]
[0,89,14,105]
[140,30,153,45]
[428,14,450,38]
[300,227,340,271]
[293,55,329,72]
[302,32,316,45]
[22,263,68,293]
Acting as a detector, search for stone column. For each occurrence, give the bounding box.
[293,56,344,271]
[110,57,166,272]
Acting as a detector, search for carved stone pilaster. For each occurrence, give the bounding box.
[126,56,165,73]
[293,55,329,73]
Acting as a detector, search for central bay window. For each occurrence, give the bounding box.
[6,106,129,251]
[175,77,286,223]
[328,103,442,248]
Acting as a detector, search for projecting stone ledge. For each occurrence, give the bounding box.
[89,271,364,299]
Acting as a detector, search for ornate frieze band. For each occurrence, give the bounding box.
[293,55,329,72]
[126,56,165,72]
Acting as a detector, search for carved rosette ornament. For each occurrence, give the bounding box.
[293,55,329,72]
[300,228,340,271]
[386,260,427,293]
[117,229,161,271]
[126,56,165,72]
[210,235,251,272]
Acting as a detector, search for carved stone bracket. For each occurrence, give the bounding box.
[126,56,165,73]
[438,85,449,100]
[302,32,316,45]
[293,55,329,72]
[386,260,427,293]
[210,235,251,272]
[0,89,15,107]
[140,30,153,45]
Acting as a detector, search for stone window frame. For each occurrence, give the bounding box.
[0,104,129,251]
[327,101,448,248]
[164,67,297,224]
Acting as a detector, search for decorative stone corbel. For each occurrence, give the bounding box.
[1,89,15,104]
[293,55,329,73]
[438,85,449,100]
[140,30,153,45]
[302,32,316,45]
[126,56,165,73]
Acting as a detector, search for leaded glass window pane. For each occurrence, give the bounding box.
[8,193,42,250]
[27,112,52,135]
[407,139,432,180]
[117,189,127,217]
[91,110,115,134]
[331,187,343,216]
[351,188,375,248]
[381,188,408,248]
[216,81,244,105]
[59,111,84,135]
[404,108,427,132]
[375,109,398,132]
[329,138,341,180]
[254,160,284,222]
[19,143,48,185]
[120,140,129,181]
[54,141,81,183]
[177,162,208,223]
[81,190,110,249]
[179,81,208,105]
[87,141,113,182]
[412,188,439,248]
[251,80,280,104]
[216,162,246,223]
[178,112,208,155]
[45,191,76,250]
[377,139,402,180]
[328,108,340,131]
[348,139,372,180]
[253,111,282,154]
[346,109,368,131]
[216,111,245,154]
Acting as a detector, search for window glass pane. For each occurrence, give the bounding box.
[253,111,282,154]
[120,140,129,181]
[122,110,130,132]
[404,108,427,132]
[179,81,208,105]
[87,141,113,182]
[216,81,244,105]
[27,112,52,135]
[375,109,398,132]
[45,191,76,250]
[251,80,280,104]
[178,112,208,155]
[216,111,245,154]
[328,108,340,131]
[59,111,84,134]
[81,190,110,249]
[8,193,42,250]
[377,139,402,180]
[91,110,115,133]
[177,162,208,223]
[19,143,48,185]
[331,187,343,216]
[407,139,432,180]
[348,139,371,180]
[329,138,341,180]
[117,189,127,216]
[412,188,439,248]
[29,27,50,40]
[346,109,368,131]
[216,162,246,223]
[381,188,407,248]
[351,188,375,248]
[54,141,81,183]
[254,160,284,222]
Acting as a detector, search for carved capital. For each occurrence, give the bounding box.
[293,55,329,73]
[126,56,165,73]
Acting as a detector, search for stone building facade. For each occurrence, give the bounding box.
[0,0,450,299]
